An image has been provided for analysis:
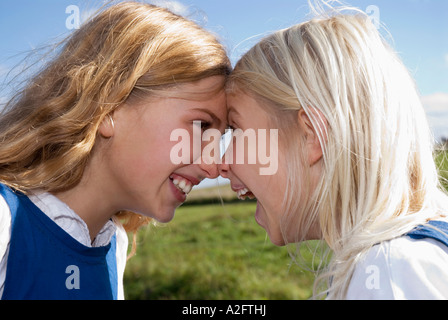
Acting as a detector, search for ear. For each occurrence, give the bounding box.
[98,114,115,139]
[297,108,327,166]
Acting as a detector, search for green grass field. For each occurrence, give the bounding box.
[123,202,317,300]
[123,150,448,300]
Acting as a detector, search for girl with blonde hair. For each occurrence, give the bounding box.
[220,4,448,299]
[0,1,230,299]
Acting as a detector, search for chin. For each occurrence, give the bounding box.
[140,205,176,224]
[154,211,176,224]
[267,231,287,247]
[270,237,287,247]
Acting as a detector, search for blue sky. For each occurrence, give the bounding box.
[0,0,447,188]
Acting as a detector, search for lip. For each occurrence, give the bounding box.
[231,182,256,201]
[230,183,247,192]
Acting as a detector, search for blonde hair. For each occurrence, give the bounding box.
[229,6,448,298]
[0,2,230,250]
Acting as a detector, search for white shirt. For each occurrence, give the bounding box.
[0,192,129,299]
[346,234,448,299]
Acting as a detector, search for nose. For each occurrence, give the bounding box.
[218,158,230,179]
[198,161,219,179]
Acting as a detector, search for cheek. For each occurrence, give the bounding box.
[113,124,176,183]
[259,148,287,199]
[257,165,288,224]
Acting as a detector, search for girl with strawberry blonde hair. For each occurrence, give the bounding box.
[0,1,230,299]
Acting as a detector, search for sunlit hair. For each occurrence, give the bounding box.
[0,1,231,255]
[228,5,448,298]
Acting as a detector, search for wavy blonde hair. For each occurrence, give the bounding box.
[229,5,448,298]
[0,2,230,251]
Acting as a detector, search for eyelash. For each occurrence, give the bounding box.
[201,121,211,130]
[194,120,212,130]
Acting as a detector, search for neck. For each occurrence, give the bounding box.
[54,155,119,242]
[55,190,115,242]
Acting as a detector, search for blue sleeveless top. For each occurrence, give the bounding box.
[407,220,448,247]
[0,184,118,300]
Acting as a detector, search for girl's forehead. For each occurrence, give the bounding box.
[161,76,226,101]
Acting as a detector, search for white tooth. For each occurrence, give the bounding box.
[183,184,192,194]
[173,179,179,186]
[179,180,186,190]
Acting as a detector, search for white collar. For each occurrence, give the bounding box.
[28,191,116,248]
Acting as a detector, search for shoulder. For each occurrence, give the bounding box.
[347,235,448,299]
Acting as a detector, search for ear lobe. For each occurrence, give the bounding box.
[99,114,115,139]
[297,108,327,166]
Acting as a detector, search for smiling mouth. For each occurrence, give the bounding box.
[234,186,256,201]
[170,174,194,195]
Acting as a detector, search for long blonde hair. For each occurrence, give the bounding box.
[229,6,448,298]
[0,2,230,240]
